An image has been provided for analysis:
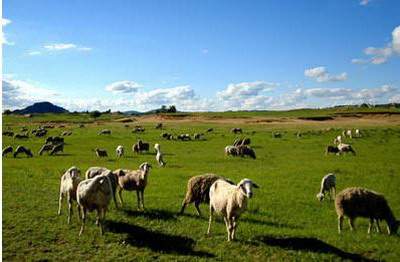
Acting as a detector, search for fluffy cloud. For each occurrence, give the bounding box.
[105,81,142,93]
[217,81,277,100]
[1,18,13,45]
[353,25,400,65]
[360,0,372,5]
[304,67,347,82]
[44,43,92,51]
[136,85,195,105]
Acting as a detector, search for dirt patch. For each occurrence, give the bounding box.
[298,116,334,121]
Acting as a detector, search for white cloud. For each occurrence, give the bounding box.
[136,85,195,105]
[43,43,92,52]
[105,81,142,93]
[1,18,14,45]
[360,0,372,5]
[389,94,400,103]
[217,81,277,100]
[28,51,41,56]
[304,67,347,82]
[353,25,400,65]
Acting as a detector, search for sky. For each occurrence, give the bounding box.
[2,0,400,112]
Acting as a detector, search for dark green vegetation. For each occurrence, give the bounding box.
[3,112,400,261]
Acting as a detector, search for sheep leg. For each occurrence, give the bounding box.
[99,209,105,235]
[79,208,87,236]
[231,217,237,241]
[77,204,81,221]
[57,192,63,216]
[338,215,343,234]
[368,218,374,234]
[67,194,73,224]
[179,201,187,215]
[194,201,202,217]
[118,188,124,206]
[141,190,145,210]
[207,206,214,235]
[332,187,336,199]
[136,191,141,210]
[95,209,100,226]
[223,217,231,241]
[349,218,355,231]
[375,219,382,233]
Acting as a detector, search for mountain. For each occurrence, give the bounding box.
[12,102,69,114]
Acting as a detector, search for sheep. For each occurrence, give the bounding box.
[98,129,111,135]
[337,143,356,155]
[193,133,203,140]
[115,162,152,210]
[95,148,108,157]
[177,134,191,141]
[335,187,399,235]
[207,128,214,133]
[346,130,353,139]
[233,138,250,146]
[3,131,14,136]
[207,178,259,241]
[58,166,82,224]
[13,146,33,158]
[2,146,13,157]
[155,123,163,129]
[316,173,336,201]
[237,145,256,159]
[272,132,282,138]
[14,133,29,139]
[355,129,361,138]
[35,129,47,137]
[154,143,166,167]
[333,135,342,145]
[84,167,119,209]
[76,173,115,236]
[231,128,242,134]
[161,132,173,140]
[45,136,64,145]
[85,166,109,179]
[325,145,340,155]
[179,174,234,216]
[132,140,150,153]
[225,145,239,156]
[38,143,54,155]
[78,124,85,128]
[50,143,64,155]
[116,145,124,158]
[132,126,145,133]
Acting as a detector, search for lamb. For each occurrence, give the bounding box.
[325,145,340,155]
[154,143,166,167]
[207,178,259,241]
[179,174,234,216]
[337,143,356,155]
[58,166,82,224]
[316,173,336,201]
[231,128,242,134]
[13,146,33,158]
[335,187,399,235]
[116,145,124,158]
[225,145,239,156]
[132,140,150,153]
[2,146,13,157]
[95,148,108,157]
[76,173,115,235]
[237,145,256,159]
[115,162,152,210]
[333,135,342,145]
[50,143,64,155]
[98,129,111,135]
[38,143,54,155]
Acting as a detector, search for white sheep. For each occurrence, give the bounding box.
[346,130,352,139]
[337,143,356,155]
[76,172,115,236]
[355,129,361,138]
[154,143,166,167]
[316,173,336,201]
[85,166,109,179]
[58,166,82,224]
[116,145,124,158]
[225,145,239,156]
[207,178,259,241]
[333,135,342,145]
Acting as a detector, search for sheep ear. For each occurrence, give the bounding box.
[252,182,260,188]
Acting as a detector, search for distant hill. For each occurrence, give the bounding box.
[12,102,69,114]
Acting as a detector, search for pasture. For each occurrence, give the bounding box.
[2,112,400,261]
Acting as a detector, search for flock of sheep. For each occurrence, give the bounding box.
[3,123,399,242]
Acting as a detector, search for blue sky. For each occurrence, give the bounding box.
[2,0,400,111]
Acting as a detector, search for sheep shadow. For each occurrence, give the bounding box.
[252,235,377,262]
[122,208,177,221]
[106,221,214,258]
[241,217,303,229]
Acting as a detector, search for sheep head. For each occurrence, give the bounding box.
[238,179,259,198]
[316,193,324,202]
[139,162,152,172]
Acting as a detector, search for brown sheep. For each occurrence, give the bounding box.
[335,187,399,235]
[179,174,234,216]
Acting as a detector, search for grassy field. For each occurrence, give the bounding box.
[2,112,400,261]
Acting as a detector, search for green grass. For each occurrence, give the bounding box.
[3,114,400,261]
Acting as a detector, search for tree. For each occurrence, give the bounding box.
[90,110,102,118]
[168,105,177,113]
[3,109,12,115]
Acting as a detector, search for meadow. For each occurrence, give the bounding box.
[2,111,400,261]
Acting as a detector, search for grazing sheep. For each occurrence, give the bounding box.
[179,174,234,216]
[76,174,115,236]
[116,145,124,158]
[58,166,82,224]
[207,178,259,241]
[50,143,64,155]
[193,133,203,140]
[355,129,361,138]
[45,136,64,145]
[132,140,150,153]
[161,132,173,140]
[333,135,342,145]
[95,148,108,157]
[155,123,163,129]
[335,187,399,235]
[316,173,336,201]
[3,131,14,136]
[13,145,33,158]
[337,143,356,155]
[14,133,29,139]
[154,143,166,167]
[98,129,111,135]
[177,134,191,141]
[132,126,145,133]
[38,143,54,155]
[231,128,242,134]
[325,145,340,155]
[225,145,239,156]
[237,145,256,159]
[2,146,13,157]
[115,162,152,210]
